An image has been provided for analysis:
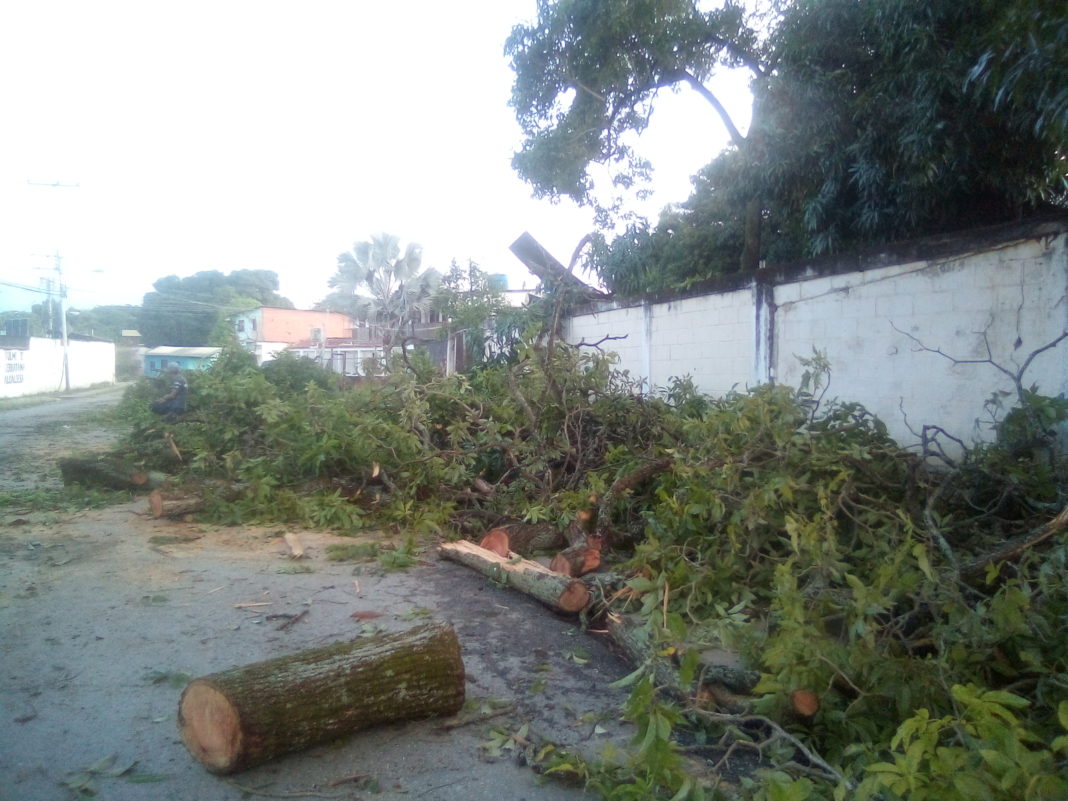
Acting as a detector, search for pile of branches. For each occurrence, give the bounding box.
[116,334,1068,800]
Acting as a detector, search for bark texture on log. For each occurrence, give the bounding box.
[178,621,465,774]
[480,522,567,556]
[148,490,206,519]
[58,455,161,491]
[438,540,590,613]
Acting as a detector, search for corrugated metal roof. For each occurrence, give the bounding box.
[144,346,223,358]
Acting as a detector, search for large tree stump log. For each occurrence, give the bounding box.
[178,621,465,774]
[438,540,590,613]
[58,455,162,492]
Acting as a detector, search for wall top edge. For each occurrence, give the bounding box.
[570,213,1068,316]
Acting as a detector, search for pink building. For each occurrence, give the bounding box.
[232,307,355,364]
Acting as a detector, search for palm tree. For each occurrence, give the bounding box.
[324,234,442,350]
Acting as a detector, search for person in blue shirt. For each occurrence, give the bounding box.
[151,363,188,419]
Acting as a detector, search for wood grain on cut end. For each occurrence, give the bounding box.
[178,681,243,772]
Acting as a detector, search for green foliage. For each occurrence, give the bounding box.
[139,269,292,347]
[109,319,1068,801]
[512,0,1067,295]
[261,352,341,394]
[432,259,510,365]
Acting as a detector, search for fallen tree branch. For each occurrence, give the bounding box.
[595,458,673,543]
[960,503,1068,582]
[438,540,590,613]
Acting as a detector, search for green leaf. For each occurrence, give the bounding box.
[609,665,646,689]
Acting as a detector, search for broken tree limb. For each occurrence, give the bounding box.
[178,620,465,774]
[438,540,590,613]
[960,503,1068,582]
[604,612,759,702]
[595,458,673,544]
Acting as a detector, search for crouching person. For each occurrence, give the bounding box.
[151,363,188,420]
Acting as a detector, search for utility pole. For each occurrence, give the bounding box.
[27,180,79,392]
[55,251,70,391]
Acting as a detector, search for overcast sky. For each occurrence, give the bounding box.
[0,0,750,313]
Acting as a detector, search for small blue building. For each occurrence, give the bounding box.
[143,346,222,376]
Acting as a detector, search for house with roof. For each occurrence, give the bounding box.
[143,346,222,376]
[232,307,356,365]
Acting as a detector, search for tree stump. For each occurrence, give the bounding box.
[178,621,465,774]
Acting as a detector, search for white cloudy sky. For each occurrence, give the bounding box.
[0,0,750,312]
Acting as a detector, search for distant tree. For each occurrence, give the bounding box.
[321,234,442,350]
[432,260,510,364]
[67,305,141,341]
[140,270,294,347]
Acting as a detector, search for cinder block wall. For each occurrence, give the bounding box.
[565,219,1068,448]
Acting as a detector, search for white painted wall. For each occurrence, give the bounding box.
[565,224,1068,448]
[775,235,1068,447]
[1,338,116,398]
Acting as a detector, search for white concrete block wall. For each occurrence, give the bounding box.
[0,338,115,398]
[565,227,1068,449]
[775,236,1068,446]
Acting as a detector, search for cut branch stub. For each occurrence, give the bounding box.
[178,621,465,774]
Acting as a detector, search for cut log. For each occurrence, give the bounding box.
[549,536,604,577]
[147,490,206,519]
[58,455,162,492]
[790,689,820,720]
[438,540,590,613]
[480,522,567,556]
[478,528,511,558]
[178,620,465,774]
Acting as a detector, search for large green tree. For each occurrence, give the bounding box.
[320,234,442,350]
[510,0,1067,296]
[507,0,766,268]
[140,269,293,347]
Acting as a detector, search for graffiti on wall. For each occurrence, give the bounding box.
[4,350,24,384]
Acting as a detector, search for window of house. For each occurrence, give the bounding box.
[237,320,245,332]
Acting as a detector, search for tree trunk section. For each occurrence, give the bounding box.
[58,455,161,492]
[438,540,590,613]
[178,621,465,774]
[148,490,206,519]
[482,522,568,555]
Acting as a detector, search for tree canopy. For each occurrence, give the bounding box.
[140,269,293,347]
[509,0,1068,296]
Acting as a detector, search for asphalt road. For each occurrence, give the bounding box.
[0,383,130,495]
[0,381,639,801]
